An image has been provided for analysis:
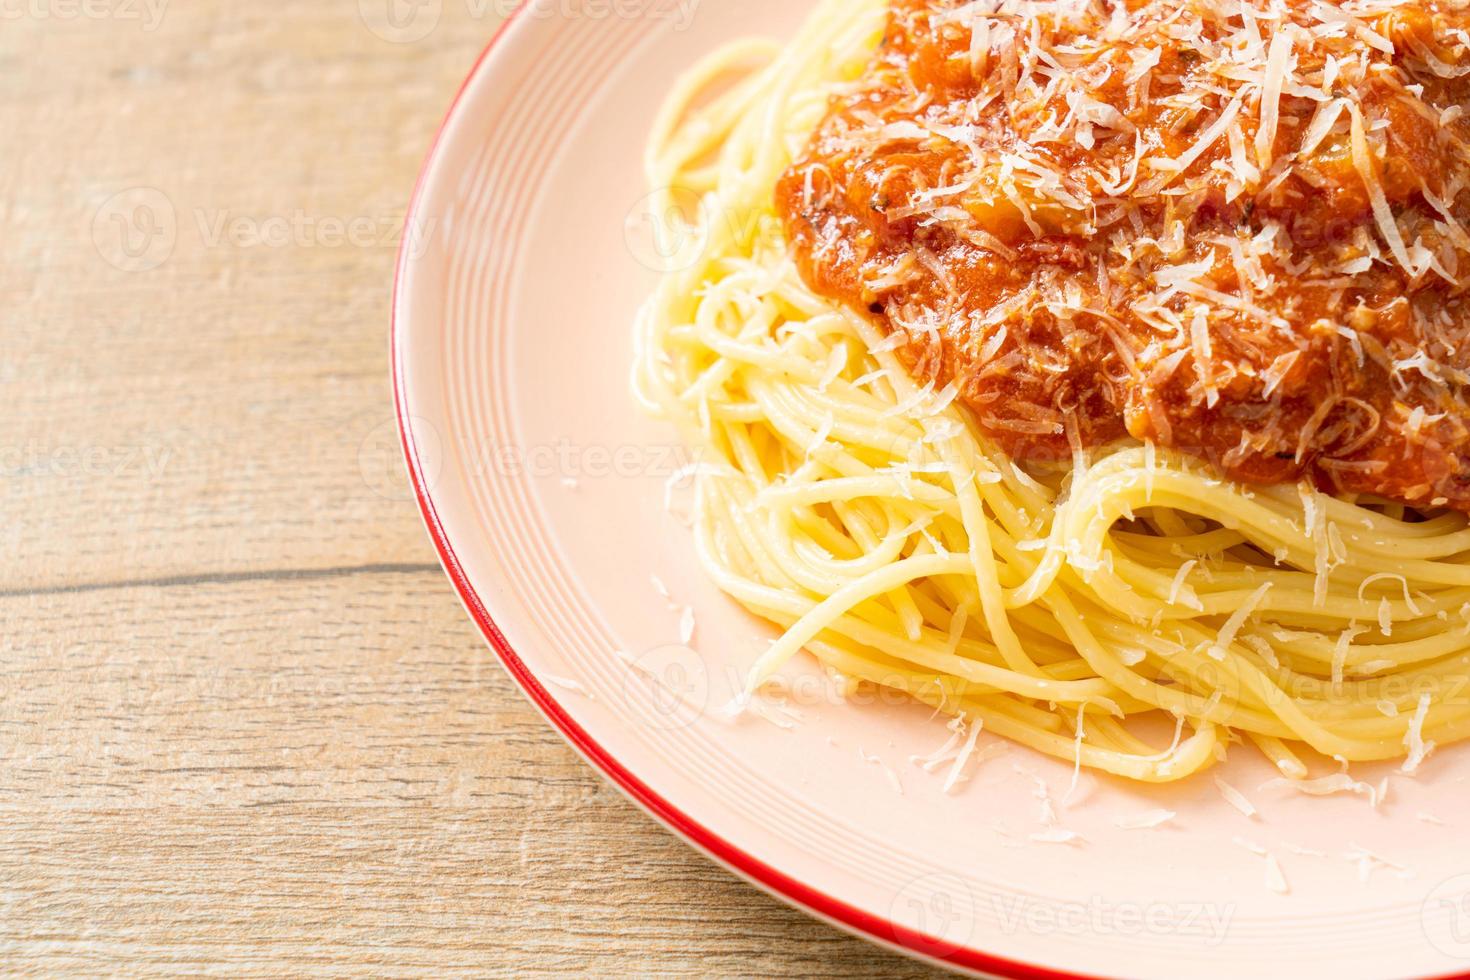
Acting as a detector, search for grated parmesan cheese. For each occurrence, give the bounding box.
[1402,693,1435,774]
[1114,808,1176,830]
[1216,776,1260,819]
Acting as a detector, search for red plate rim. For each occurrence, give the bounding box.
[386,6,1470,978]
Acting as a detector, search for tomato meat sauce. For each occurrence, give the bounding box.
[777,0,1470,509]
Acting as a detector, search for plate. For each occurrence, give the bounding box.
[391,3,1470,976]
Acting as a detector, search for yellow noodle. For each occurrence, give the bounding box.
[631,0,1470,782]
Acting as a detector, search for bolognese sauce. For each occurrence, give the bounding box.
[776,0,1470,509]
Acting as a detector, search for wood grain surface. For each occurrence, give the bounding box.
[0,2,945,975]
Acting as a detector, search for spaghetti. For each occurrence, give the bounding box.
[633,0,1470,782]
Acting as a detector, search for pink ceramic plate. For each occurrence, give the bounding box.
[392,3,1470,976]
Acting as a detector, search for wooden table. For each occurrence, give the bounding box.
[0,2,945,974]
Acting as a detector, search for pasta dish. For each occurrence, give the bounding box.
[634,0,1470,783]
